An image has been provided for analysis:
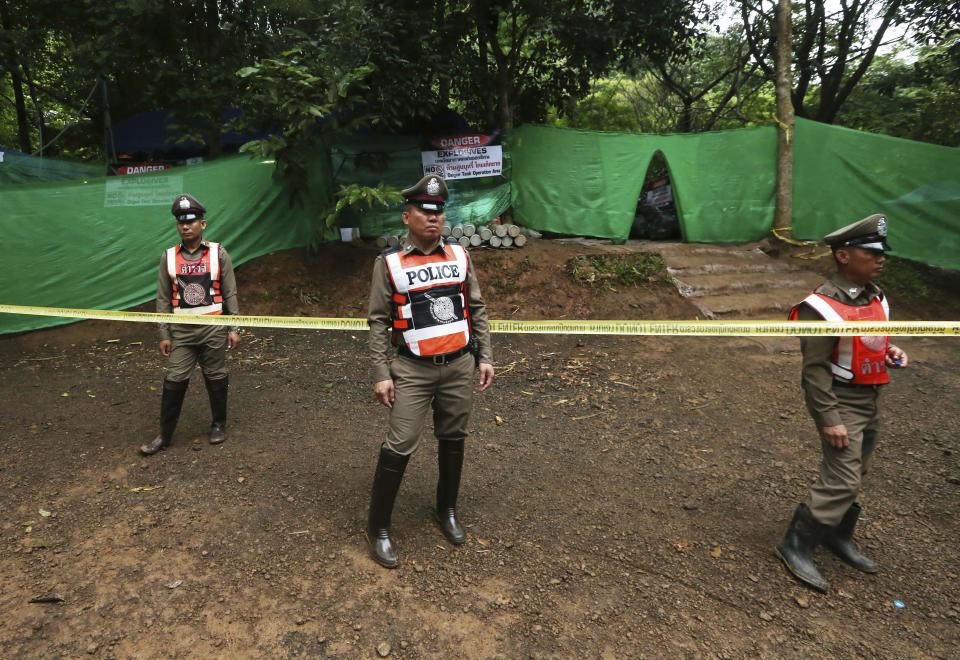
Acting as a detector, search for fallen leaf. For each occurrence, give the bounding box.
[476,538,490,546]
[710,546,722,558]
[106,339,119,343]
[130,485,162,492]
[495,415,503,425]
[60,393,69,397]
[237,477,245,483]
[673,541,691,553]
[38,509,51,517]
[166,580,182,589]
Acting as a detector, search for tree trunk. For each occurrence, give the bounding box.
[773,0,794,234]
[0,0,32,152]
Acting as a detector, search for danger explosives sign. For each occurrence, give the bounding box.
[421,134,502,181]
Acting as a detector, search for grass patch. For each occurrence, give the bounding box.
[567,253,670,289]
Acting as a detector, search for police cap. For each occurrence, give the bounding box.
[401,175,448,212]
[824,213,890,251]
[171,193,206,221]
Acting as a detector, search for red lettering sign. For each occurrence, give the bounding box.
[117,163,173,175]
[430,134,491,149]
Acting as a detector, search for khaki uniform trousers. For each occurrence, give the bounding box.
[806,384,881,526]
[166,324,229,382]
[386,352,475,456]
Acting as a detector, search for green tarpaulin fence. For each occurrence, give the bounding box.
[508,124,777,242]
[2,119,958,335]
[792,118,960,272]
[1,153,331,335]
[327,134,511,237]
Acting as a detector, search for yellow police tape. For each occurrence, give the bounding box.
[2,304,959,336]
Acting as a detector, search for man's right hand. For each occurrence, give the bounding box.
[158,339,172,357]
[375,379,395,408]
[822,424,849,449]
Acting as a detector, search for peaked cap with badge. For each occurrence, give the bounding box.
[824,213,890,252]
[402,175,449,212]
[171,193,206,221]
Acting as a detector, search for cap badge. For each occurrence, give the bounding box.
[179,198,190,209]
[877,217,887,237]
[426,178,441,195]
[849,287,859,296]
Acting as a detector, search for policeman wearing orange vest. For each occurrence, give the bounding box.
[140,194,242,456]
[776,214,908,592]
[365,174,495,568]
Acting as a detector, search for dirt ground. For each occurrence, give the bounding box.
[1,239,959,659]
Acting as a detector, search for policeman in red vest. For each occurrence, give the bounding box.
[776,214,908,591]
[365,174,495,568]
[140,194,242,456]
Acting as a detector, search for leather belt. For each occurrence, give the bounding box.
[398,345,472,365]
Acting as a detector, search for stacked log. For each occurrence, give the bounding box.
[375,223,532,249]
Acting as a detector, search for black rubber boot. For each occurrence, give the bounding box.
[775,503,830,592]
[823,503,879,573]
[140,379,189,456]
[366,445,410,568]
[436,439,466,545]
[205,376,228,444]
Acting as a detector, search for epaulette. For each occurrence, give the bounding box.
[381,245,402,256]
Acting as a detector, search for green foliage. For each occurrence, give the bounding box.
[835,37,960,146]
[567,254,670,289]
[311,182,403,250]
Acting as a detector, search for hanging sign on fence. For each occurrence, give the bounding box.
[421,134,502,181]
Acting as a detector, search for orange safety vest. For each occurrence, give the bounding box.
[384,242,470,357]
[789,292,890,385]
[166,242,223,316]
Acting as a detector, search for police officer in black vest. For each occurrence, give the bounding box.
[140,194,241,456]
[365,175,494,568]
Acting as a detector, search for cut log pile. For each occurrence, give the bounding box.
[375,223,529,249]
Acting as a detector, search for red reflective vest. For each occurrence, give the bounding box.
[789,292,890,385]
[384,243,470,357]
[165,242,223,316]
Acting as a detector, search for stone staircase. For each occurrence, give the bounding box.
[655,243,825,319]
[556,238,827,320]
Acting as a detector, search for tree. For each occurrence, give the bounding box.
[447,0,700,130]
[835,37,960,145]
[740,0,916,123]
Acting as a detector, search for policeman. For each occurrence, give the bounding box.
[140,194,242,456]
[776,214,908,591]
[365,174,495,568]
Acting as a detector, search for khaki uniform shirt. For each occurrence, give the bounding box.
[156,241,240,341]
[795,272,885,427]
[368,237,493,383]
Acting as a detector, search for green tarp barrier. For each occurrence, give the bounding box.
[0,148,103,184]
[2,119,958,335]
[1,153,331,335]
[793,117,960,271]
[328,135,511,237]
[508,124,777,242]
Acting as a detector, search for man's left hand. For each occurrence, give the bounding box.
[228,331,241,349]
[477,362,495,392]
[886,345,908,368]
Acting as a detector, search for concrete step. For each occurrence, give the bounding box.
[690,290,813,319]
[671,270,823,298]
